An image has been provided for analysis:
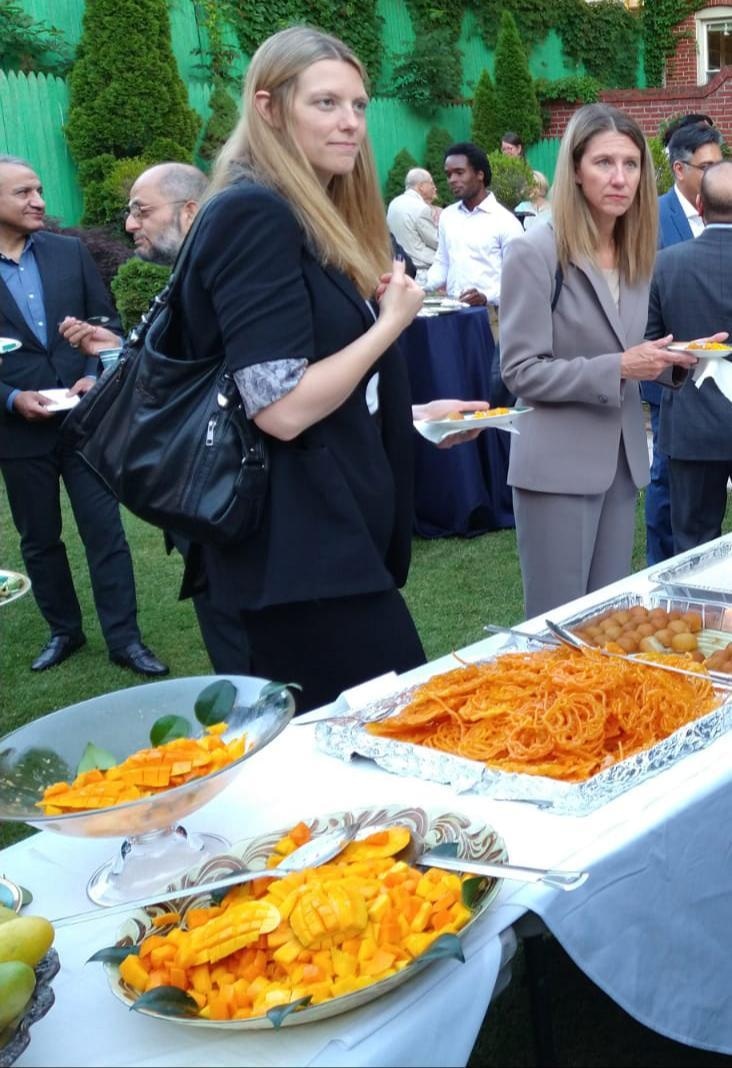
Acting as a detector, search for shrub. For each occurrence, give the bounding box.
[197,80,239,170]
[488,152,534,212]
[649,136,673,196]
[0,0,72,75]
[82,156,151,228]
[494,10,542,149]
[424,126,455,207]
[66,0,200,220]
[44,217,133,289]
[391,30,462,116]
[383,148,420,206]
[470,69,500,155]
[110,258,171,334]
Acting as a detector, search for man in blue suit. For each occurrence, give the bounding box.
[643,120,723,564]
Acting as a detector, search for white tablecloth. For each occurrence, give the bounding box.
[7,537,732,1065]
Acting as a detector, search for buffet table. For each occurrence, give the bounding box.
[399,307,514,537]
[6,536,732,1066]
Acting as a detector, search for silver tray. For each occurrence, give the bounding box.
[546,590,732,658]
[315,635,732,816]
[649,540,732,604]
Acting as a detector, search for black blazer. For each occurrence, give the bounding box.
[173,181,415,610]
[646,227,732,461]
[0,231,119,459]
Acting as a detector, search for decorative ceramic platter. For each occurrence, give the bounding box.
[315,635,732,815]
[106,803,506,1028]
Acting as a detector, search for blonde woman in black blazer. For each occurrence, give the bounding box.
[172,26,468,712]
[500,105,696,619]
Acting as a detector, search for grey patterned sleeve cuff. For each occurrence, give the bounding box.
[233,358,309,418]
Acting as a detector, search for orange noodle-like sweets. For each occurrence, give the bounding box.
[366,647,717,781]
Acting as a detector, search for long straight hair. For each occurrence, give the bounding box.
[208,26,391,296]
[551,104,657,284]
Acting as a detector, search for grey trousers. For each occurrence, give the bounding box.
[513,444,638,621]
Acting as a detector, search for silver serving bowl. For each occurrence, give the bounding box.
[0,676,294,904]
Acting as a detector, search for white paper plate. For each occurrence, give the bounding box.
[38,389,80,413]
[414,406,532,444]
[668,342,732,360]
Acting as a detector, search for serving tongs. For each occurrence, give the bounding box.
[484,620,732,688]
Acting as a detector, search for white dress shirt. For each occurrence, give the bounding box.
[673,183,704,237]
[425,192,523,305]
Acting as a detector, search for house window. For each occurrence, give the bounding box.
[696,6,732,84]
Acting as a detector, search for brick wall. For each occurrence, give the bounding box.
[665,0,732,89]
[543,66,732,143]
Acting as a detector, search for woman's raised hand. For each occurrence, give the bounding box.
[377,258,424,328]
[620,335,700,380]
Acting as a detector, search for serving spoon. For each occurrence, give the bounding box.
[51,824,358,929]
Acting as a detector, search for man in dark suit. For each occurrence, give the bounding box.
[646,159,732,552]
[0,156,167,675]
[642,119,724,565]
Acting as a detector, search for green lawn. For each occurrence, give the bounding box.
[1,482,730,1067]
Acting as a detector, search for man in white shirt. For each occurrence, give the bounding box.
[425,141,522,316]
[386,168,439,284]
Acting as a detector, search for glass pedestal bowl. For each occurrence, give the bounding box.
[0,675,294,905]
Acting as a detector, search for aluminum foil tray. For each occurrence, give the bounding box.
[546,591,732,648]
[315,634,732,816]
[649,540,732,604]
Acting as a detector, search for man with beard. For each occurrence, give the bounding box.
[60,162,249,675]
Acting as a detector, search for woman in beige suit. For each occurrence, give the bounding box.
[500,104,696,619]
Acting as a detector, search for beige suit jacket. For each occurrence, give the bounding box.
[499,222,651,495]
[386,189,438,271]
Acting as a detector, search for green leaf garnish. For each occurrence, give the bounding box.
[87,944,140,964]
[461,876,490,909]
[415,932,465,964]
[76,741,117,775]
[194,680,237,726]
[149,714,192,747]
[266,995,312,1028]
[131,985,200,1018]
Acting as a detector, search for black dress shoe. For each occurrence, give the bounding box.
[109,641,169,677]
[31,633,86,672]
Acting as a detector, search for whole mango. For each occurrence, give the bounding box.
[0,916,54,967]
[0,960,36,1028]
[0,904,19,926]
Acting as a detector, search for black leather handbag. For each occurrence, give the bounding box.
[62,208,269,545]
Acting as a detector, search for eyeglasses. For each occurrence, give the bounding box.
[682,161,718,173]
[122,199,188,222]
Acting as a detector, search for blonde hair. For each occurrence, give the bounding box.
[530,170,549,199]
[551,104,657,284]
[208,26,391,296]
